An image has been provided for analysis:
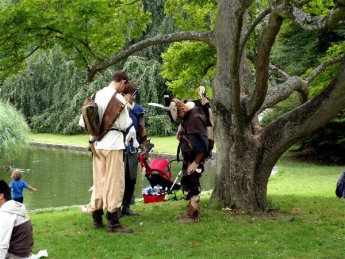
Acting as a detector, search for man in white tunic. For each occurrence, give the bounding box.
[82,71,133,233]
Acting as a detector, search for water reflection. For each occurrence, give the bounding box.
[0,146,216,210]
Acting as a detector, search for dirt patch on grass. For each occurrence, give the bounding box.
[223,207,292,220]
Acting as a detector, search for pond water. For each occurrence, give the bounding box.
[0,146,216,210]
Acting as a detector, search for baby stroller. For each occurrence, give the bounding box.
[139,141,181,202]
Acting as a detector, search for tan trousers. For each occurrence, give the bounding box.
[90,149,124,213]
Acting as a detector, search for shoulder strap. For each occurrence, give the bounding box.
[97,92,125,141]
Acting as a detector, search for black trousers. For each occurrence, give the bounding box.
[13,196,24,203]
[181,151,204,200]
[123,161,137,207]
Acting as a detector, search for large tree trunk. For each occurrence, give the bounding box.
[210,0,272,211]
[211,115,273,212]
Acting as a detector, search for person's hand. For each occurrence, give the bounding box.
[29,186,37,192]
[124,93,131,102]
[187,162,199,174]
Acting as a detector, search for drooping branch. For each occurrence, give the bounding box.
[0,31,20,46]
[87,31,215,82]
[245,13,283,120]
[22,46,40,61]
[270,0,345,30]
[71,44,92,72]
[26,26,104,61]
[306,55,345,82]
[76,39,104,61]
[9,46,40,69]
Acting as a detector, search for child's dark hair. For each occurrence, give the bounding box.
[123,81,138,95]
[0,180,12,201]
[11,169,22,180]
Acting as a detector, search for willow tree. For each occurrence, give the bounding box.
[1,0,345,211]
[0,102,29,163]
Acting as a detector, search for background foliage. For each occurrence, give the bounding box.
[0,0,151,79]
[0,47,175,136]
[0,101,30,162]
[0,0,344,163]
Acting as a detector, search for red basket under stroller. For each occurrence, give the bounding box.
[139,142,181,202]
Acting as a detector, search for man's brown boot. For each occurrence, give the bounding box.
[175,214,189,220]
[92,209,104,229]
[178,215,200,223]
[178,201,200,223]
[106,211,134,233]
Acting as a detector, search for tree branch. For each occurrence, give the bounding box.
[240,8,271,57]
[87,31,215,82]
[258,53,344,114]
[11,46,40,68]
[0,46,40,75]
[269,64,290,80]
[24,26,64,35]
[76,39,104,61]
[306,55,345,82]
[258,76,308,114]
[230,9,246,134]
[245,13,283,120]
[22,26,104,62]
[261,56,345,163]
[270,0,345,30]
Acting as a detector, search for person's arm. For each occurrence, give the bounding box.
[78,115,85,128]
[187,153,205,174]
[28,186,37,192]
[0,213,15,258]
[23,181,36,192]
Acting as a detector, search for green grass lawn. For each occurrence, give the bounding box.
[26,134,345,258]
[31,162,345,258]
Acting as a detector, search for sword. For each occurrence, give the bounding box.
[147,102,171,110]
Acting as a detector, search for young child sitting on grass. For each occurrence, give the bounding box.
[9,169,37,203]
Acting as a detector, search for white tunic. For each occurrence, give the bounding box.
[81,85,132,150]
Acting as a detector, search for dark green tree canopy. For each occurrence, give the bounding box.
[0,0,151,79]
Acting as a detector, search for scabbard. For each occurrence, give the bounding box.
[89,141,100,160]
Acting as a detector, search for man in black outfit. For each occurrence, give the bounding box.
[172,98,209,223]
